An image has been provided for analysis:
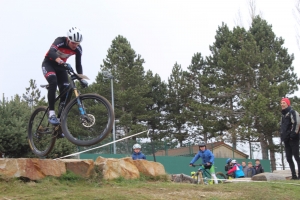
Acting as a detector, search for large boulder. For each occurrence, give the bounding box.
[251,172,287,181]
[132,159,166,177]
[272,170,296,180]
[0,158,65,180]
[94,156,140,180]
[59,159,95,178]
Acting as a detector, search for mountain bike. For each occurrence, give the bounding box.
[191,164,227,185]
[27,63,114,157]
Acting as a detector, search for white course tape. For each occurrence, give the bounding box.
[198,177,300,186]
[54,129,149,160]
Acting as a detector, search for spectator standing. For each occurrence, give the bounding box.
[246,162,256,177]
[254,159,264,175]
[241,161,249,177]
[280,97,300,180]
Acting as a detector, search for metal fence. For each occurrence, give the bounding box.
[77,137,186,156]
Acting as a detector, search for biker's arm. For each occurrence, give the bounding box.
[227,165,236,174]
[75,46,83,74]
[208,151,214,164]
[47,38,63,64]
[189,153,200,165]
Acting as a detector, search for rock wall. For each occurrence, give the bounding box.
[0,157,166,181]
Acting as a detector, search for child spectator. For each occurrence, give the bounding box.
[131,144,146,160]
[247,162,256,177]
[254,159,264,174]
[227,160,245,178]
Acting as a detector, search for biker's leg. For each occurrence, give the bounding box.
[56,68,69,105]
[209,165,218,184]
[42,62,57,115]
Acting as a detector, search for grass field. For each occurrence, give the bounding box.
[1,172,300,200]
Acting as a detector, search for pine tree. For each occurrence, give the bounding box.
[243,16,300,170]
[205,23,259,147]
[0,95,31,157]
[95,35,152,153]
[165,63,194,147]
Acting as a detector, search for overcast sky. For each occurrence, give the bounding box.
[1,0,299,99]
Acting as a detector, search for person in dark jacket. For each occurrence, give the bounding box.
[131,144,146,160]
[254,159,264,174]
[280,97,300,180]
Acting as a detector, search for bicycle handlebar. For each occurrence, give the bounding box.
[191,164,206,167]
[61,63,90,80]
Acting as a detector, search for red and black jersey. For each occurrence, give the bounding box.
[44,37,83,74]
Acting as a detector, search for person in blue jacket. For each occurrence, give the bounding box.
[227,159,245,178]
[132,144,146,160]
[189,142,218,184]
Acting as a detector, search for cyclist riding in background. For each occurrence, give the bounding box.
[189,142,218,184]
[226,159,245,178]
[42,27,84,125]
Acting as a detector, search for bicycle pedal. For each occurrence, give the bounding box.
[56,133,65,139]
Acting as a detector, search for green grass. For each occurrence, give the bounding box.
[1,174,300,200]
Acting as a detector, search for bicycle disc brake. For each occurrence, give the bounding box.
[80,114,95,127]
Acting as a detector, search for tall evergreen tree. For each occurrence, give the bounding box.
[243,16,300,170]
[144,70,168,140]
[96,35,152,151]
[205,24,259,147]
[165,63,194,147]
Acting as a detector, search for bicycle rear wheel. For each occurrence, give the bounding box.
[216,172,227,183]
[28,106,56,157]
[61,94,114,146]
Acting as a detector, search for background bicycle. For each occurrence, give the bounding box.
[27,63,114,158]
[191,164,227,185]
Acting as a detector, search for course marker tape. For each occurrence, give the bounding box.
[54,130,149,160]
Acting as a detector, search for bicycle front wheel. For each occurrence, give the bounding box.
[28,106,56,157]
[197,171,204,185]
[216,172,227,183]
[61,94,114,146]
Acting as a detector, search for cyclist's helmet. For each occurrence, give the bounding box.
[231,160,237,164]
[226,158,232,164]
[67,27,83,43]
[198,142,206,147]
[133,144,141,149]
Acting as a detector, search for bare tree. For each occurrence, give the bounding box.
[234,0,263,28]
[234,8,244,27]
[247,0,263,26]
[293,0,300,50]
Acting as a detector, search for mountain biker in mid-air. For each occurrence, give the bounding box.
[189,142,218,184]
[42,27,84,125]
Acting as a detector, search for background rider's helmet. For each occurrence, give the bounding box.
[133,144,141,150]
[67,27,83,43]
[226,158,232,164]
[198,142,206,147]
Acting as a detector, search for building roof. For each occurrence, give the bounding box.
[154,141,248,158]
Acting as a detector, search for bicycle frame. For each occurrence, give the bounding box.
[35,68,88,134]
[197,165,213,184]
